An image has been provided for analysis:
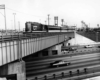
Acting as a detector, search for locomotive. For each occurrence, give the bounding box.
[25,22,75,32]
[25,22,47,32]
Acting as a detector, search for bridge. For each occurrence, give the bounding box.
[0,31,100,80]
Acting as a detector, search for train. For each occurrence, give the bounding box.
[25,22,75,32]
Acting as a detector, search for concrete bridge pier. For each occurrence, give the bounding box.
[47,44,62,56]
[0,60,26,80]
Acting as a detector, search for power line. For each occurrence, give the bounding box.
[6,7,46,18]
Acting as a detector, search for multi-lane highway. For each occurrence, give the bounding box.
[27,58,100,75]
[25,46,100,80]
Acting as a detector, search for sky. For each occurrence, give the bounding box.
[0,0,100,30]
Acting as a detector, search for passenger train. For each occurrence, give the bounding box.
[25,22,75,32]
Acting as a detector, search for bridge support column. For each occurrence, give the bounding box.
[0,61,26,80]
[8,61,26,80]
[47,44,62,55]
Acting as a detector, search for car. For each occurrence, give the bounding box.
[62,50,69,53]
[61,47,77,51]
[50,60,71,67]
[69,47,77,51]
[84,45,93,48]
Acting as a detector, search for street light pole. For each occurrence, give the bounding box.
[13,13,16,31]
[61,19,64,26]
[4,7,7,34]
[48,14,50,25]
[18,21,20,32]
[45,20,47,25]
[0,5,7,34]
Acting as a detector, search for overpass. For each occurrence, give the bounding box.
[0,31,74,80]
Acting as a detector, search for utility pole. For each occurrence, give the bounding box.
[48,14,50,25]
[4,6,7,34]
[0,4,7,34]
[13,13,16,31]
[54,16,58,26]
[61,19,64,26]
[18,21,20,32]
[97,24,99,28]
[45,20,47,25]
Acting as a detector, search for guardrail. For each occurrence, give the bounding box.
[30,65,100,80]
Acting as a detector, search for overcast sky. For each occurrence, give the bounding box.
[0,0,100,30]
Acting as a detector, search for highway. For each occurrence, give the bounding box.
[27,60,100,80]
[26,46,100,80]
[26,57,100,70]
[26,51,100,67]
[25,47,100,62]
[27,58,100,75]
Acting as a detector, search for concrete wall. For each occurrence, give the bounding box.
[0,61,26,80]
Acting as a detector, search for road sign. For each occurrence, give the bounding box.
[0,5,5,9]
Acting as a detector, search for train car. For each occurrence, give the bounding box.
[48,25,61,30]
[25,22,48,32]
[47,25,61,32]
[25,22,61,32]
[25,22,31,32]
[25,21,74,33]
